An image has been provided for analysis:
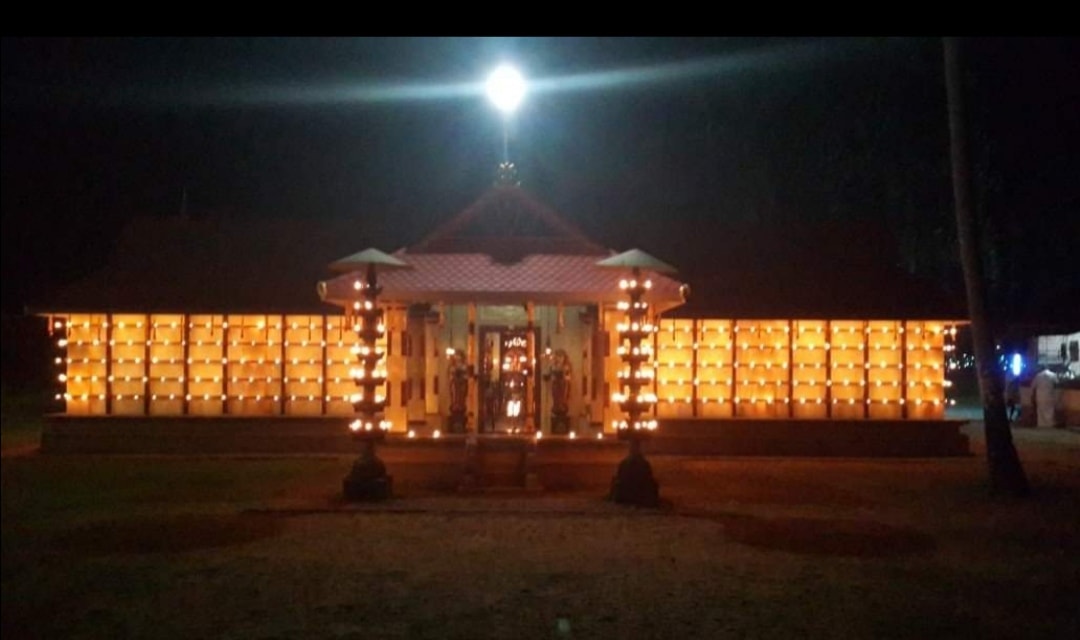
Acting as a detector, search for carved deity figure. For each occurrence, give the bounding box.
[447,350,469,433]
[548,349,572,434]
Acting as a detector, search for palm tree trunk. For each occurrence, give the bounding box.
[944,37,1029,496]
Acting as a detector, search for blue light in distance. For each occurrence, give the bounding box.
[1009,353,1024,378]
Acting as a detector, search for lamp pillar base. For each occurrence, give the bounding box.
[609,450,660,508]
[343,474,392,501]
[343,441,392,501]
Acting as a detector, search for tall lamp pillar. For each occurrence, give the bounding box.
[343,263,393,501]
[609,267,660,506]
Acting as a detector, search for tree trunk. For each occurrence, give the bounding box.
[943,37,1029,496]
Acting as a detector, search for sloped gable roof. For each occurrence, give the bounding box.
[320,252,686,308]
[33,190,965,320]
[408,186,607,257]
[33,215,380,314]
[668,220,966,320]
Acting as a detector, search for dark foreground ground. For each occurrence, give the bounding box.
[2,393,1078,639]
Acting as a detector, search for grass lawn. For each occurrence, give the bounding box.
[0,387,50,452]
[3,398,1079,638]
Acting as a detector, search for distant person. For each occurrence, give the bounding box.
[1005,377,1021,423]
[1031,367,1059,428]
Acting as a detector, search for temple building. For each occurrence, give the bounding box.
[35,181,965,445]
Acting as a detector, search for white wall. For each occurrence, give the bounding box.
[1036,332,1080,376]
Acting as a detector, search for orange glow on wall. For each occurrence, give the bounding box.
[653,318,952,420]
[53,313,953,422]
[55,313,395,423]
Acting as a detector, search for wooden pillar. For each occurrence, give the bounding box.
[861,319,868,419]
[104,314,113,415]
[182,313,190,415]
[384,306,408,432]
[223,317,231,416]
[278,314,286,415]
[901,320,909,419]
[424,311,439,417]
[321,315,329,415]
[825,320,832,418]
[143,314,151,415]
[734,320,743,418]
[691,318,699,418]
[652,316,658,419]
[216,315,225,415]
[467,303,478,430]
[525,301,535,430]
[790,319,799,418]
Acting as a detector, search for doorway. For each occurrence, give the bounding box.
[478,326,541,434]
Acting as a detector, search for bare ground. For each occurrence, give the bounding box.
[3,425,1079,639]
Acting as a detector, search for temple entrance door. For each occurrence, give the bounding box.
[478,326,540,434]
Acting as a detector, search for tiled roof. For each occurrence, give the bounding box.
[32,185,969,320]
[33,215,378,314]
[321,252,686,308]
[410,186,605,255]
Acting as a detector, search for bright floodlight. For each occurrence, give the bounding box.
[485,64,526,114]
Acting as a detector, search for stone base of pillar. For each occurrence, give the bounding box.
[609,451,660,507]
[342,446,392,501]
[447,411,468,434]
[550,413,571,435]
[343,474,392,501]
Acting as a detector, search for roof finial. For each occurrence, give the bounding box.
[495,161,520,187]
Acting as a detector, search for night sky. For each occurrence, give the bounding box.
[2,37,1078,321]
